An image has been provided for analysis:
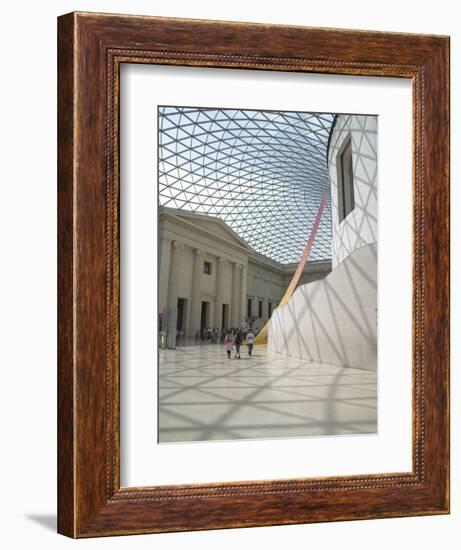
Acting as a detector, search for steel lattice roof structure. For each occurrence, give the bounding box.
[158,106,335,264]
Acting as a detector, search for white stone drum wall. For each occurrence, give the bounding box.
[268,244,377,371]
[329,115,378,268]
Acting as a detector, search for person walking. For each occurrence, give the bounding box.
[234,329,243,359]
[246,329,255,357]
[224,332,233,359]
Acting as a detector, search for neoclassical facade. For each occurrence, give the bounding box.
[159,207,331,344]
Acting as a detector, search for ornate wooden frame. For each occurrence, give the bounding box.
[57,12,450,538]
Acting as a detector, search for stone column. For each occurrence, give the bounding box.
[167,240,184,310]
[166,240,184,348]
[188,248,205,338]
[158,239,172,315]
[231,263,242,328]
[240,263,248,326]
[214,257,227,330]
[261,279,267,320]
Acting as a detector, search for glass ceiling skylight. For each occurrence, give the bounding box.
[158,106,334,264]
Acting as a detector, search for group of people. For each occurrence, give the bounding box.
[191,326,257,359]
[223,328,255,359]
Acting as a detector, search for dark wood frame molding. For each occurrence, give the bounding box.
[58,12,450,538]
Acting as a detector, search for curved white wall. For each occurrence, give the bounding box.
[268,244,377,370]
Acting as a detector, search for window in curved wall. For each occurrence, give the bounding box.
[337,136,355,223]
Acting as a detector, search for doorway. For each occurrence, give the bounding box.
[200,301,210,330]
[221,303,229,330]
[177,298,187,343]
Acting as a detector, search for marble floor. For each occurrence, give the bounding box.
[158,345,377,443]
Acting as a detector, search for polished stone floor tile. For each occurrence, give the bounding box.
[158,344,377,443]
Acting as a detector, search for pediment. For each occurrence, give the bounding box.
[183,217,249,248]
[162,207,252,251]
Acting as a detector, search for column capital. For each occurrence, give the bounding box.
[217,256,228,265]
[172,240,185,250]
[194,248,205,258]
[233,262,243,271]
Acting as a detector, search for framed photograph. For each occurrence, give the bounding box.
[58,12,450,538]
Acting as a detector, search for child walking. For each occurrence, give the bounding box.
[224,332,233,359]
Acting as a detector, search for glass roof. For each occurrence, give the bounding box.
[158,106,335,264]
